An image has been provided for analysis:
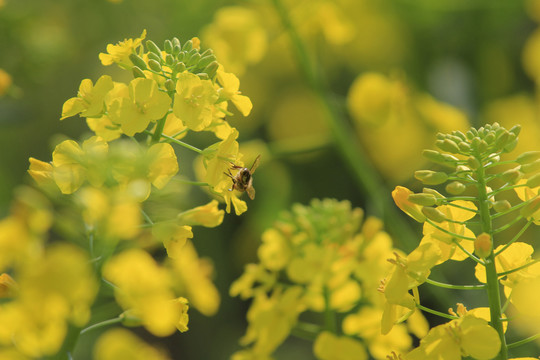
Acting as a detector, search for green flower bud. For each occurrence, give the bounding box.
[478,139,488,153]
[198,54,217,69]
[164,79,175,92]
[422,207,447,223]
[129,53,147,70]
[177,51,186,62]
[165,54,174,66]
[435,139,460,154]
[526,173,540,188]
[467,156,481,170]
[521,159,540,174]
[173,44,181,56]
[182,39,193,52]
[493,200,511,213]
[148,52,162,63]
[500,168,522,184]
[197,73,209,80]
[148,59,162,72]
[131,66,146,79]
[408,193,437,206]
[172,37,181,48]
[415,170,449,185]
[204,61,219,78]
[494,130,509,150]
[174,62,187,73]
[509,124,521,136]
[520,197,540,220]
[446,181,466,195]
[423,188,446,202]
[458,141,471,152]
[517,151,540,165]
[187,52,202,67]
[201,48,213,57]
[146,40,162,55]
[164,39,173,53]
[467,127,478,139]
[484,132,496,144]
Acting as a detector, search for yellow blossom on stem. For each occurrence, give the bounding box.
[108,78,171,136]
[217,67,253,116]
[173,72,219,131]
[27,157,54,187]
[392,186,426,223]
[99,29,146,68]
[93,328,171,360]
[103,249,182,337]
[313,331,367,360]
[61,75,114,119]
[177,200,225,227]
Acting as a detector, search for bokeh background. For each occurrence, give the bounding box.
[2,0,540,358]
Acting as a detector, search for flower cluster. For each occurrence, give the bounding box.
[231,199,428,360]
[390,122,540,359]
[0,31,253,358]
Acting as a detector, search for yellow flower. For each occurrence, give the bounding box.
[162,113,188,139]
[201,6,267,75]
[404,313,500,360]
[52,136,108,194]
[0,273,18,298]
[86,115,122,141]
[177,200,225,228]
[173,72,219,131]
[103,249,182,337]
[99,29,146,68]
[165,239,220,316]
[146,142,179,189]
[314,331,367,360]
[217,67,253,116]
[93,328,171,360]
[392,186,426,223]
[108,78,171,136]
[61,75,114,119]
[27,157,54,187]
[152,223,193,250]
[0,68,13,97]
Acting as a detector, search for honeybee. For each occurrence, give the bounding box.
[224,155,261,200]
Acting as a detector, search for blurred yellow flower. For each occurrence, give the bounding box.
[202,6,267,75]
[217,67,253,116]
[313,331,367,360]
[0,68,13,97]
[177,200,225,227]
[27,157,54,187]
[93,328,171,360]
[103,249,182,337]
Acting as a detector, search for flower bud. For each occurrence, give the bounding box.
[146,40,162,55]
[164,39,173,53]
[148,52,162,63]
[423,188,445,203]
[148,59,162,72]
[474,233,492,258]
[197,73,209,80]
[504,134,518,153]
[446,181,466,195]
[186,52,201,67]
[392,186,426,223]
[494,130,509,150]
[164,79,175,92]
[415,170,448,185]
[458,141,471,152]
[500,168,522,184]
[466,156,481,170]
[422,207,447,223]
[172,44,181,56]
[526,173,540,188]
[165,54,175,66]
[174,62,187,73]
[520,197,540,220]
[493,200,511,213]
[128,53,147,70]
[131,66,146,79]
[198,54,217,69]
[510,124,521,136]
[521,159,540,174]
[204,61,219,78]
[436,139,460,154]
[408,193,437,206]
[182,40,193,52]
[517,151,540,165]
[172,37,181,48]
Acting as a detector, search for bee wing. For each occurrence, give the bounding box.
[246,185,256,200]
[249,155,261,174]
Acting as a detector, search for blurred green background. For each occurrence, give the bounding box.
[2,0,540,358]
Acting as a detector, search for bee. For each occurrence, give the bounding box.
[224,155,261,200]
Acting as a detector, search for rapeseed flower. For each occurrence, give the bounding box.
[99,29,146,68]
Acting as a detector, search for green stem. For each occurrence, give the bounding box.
[151,114,169,144]
[507,332,540,349]
[476,155,507,360]
[425,219,476,241]
[494,220,532,257]
[424,278,486,290]
[498,258,540,277]
[416,303,458,321]
[323,287,337,334]
[143,130,203,154]
[492,215,524,234]
[271,0,417,250]
[80,316,123,335]
[291,321,322,341]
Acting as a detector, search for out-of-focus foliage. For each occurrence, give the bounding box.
[2,0,540,358]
